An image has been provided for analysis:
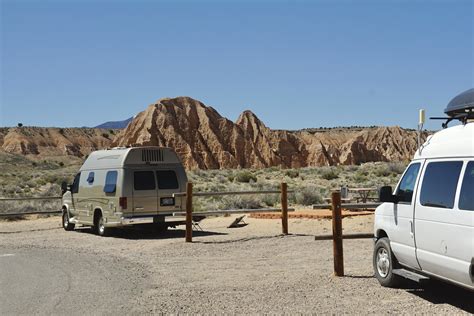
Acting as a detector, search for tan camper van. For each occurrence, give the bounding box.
[61,147,188,236]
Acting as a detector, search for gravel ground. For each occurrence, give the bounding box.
[0,214,472,315]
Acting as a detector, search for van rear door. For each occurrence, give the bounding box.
[156,170,181,213]
[132,170,158,216]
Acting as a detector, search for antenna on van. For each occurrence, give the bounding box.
[417,109,425,154]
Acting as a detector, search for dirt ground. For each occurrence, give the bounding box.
[0,213,472,315]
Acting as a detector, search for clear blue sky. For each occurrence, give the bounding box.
[1,0,473,130]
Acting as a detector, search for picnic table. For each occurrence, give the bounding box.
[349,187,378,203]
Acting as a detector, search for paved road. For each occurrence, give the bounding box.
[1,217,472,314]
[0,247,146,315]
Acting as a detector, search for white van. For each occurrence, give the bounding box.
[373,88,474,291]
[61,147,188,236]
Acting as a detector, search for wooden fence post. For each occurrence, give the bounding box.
[332,191,344,276]
[281,182,288,235]
[185,182,193,243]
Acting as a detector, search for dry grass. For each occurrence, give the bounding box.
[0,151,407,214]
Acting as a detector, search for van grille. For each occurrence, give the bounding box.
[141,149,164,162]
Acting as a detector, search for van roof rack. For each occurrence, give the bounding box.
[430,88,474,128]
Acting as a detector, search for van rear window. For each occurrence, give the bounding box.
[156,170,179,189]
[459,162,474,211]
[134,171,156,191]
[420,161,463,209]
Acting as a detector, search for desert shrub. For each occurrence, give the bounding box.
[261,194,279,207]
[234,171,257,183]
[387,162,407,175]
[285,169,299,178]
[321,168,339,180]
[295,186,323,205]
[352,173,368,184]
[58,162,64,167]
[221,195,263,209]
[374,165,391,177]
[102,133,109,139]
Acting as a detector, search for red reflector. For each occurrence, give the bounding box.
[119,197,127,209]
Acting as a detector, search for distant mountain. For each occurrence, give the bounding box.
[95,117,133,129]
[0,97,429,168]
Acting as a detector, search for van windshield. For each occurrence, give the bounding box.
[396,163,420,203]
[156,170,179,190]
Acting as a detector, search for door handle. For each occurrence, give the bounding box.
[135,207,144,211]
[410,221,414,236]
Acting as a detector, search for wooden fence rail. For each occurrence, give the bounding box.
[0,196,62,201]
[179,182,291,242]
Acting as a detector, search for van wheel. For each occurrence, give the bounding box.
[62,211,75,231]
[373,237,402,287]
[94,213,109,237]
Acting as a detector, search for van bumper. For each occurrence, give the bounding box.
[105,214,175,227]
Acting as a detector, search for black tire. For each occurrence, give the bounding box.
[153,223,168,233]
[62,211,75,231]
[94,212,109,237]
[373,237,403,287]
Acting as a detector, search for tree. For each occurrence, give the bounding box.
[17,123,23,127]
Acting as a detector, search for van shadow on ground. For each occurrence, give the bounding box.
[404,279,474,312]
[74,226,227,240]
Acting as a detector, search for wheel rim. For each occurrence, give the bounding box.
[98,217,105,234]
[63,213,69,228]
[376,248,390,278]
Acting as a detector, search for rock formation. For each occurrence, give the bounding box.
[0,127,113,157]
[112,97,427,169]
[0,97,427,168]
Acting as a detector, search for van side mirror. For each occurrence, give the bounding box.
[379,186,398,203]
[61,181,68,194]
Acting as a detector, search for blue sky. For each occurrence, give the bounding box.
[1,0,473,130]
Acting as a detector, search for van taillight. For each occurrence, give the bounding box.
[119,197,127,210]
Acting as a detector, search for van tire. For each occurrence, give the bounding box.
[94,212,109,237]
[373,237,402,288]
[62,211,75,231]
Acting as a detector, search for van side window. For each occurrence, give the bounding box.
[396,163,420,203]
[134,171,156,190]
[104,171,118,193]
[420,161,463,209]
[156,170,179,189]
[459,162,474,211]
[87,172,95,184]
[72,173,81,194]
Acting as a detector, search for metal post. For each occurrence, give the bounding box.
[185,182,193,243]
[332,191,344,276]
[281,182,288,235]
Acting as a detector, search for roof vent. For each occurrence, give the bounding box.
[141,148,164,162]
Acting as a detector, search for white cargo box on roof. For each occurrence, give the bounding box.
[80,147,182,171]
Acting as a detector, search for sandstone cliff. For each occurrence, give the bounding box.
[0,127,114,158]
[0,97,426,168]
[112,97,427,169]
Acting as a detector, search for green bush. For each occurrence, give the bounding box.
[321,168,339,180]
[285,169,299,178]
[295,187,323,205]
[235,171,257,183]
